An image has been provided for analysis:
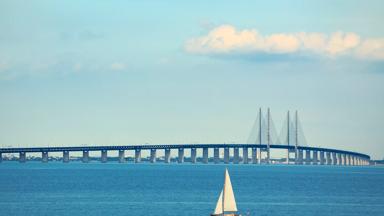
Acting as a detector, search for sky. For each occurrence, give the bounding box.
[0,0,383,159]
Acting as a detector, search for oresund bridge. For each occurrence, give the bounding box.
[0,109,371,165]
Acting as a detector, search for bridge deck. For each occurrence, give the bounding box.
[0,144,370,159]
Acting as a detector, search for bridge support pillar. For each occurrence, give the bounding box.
[150,149,156,163]
[178,148,184,163]
[19,152,26,163]
[266,148,270,164]
[297,149,303,165]
[224,148,230,164]
[287,149,295,164]
[191,148,197,163]
[286,149,289,164]
[203,148,208,164]
[214,148,220,164]
[319,151,325,165]
[332,152,337,165]
[233,148,239,164]
[243,147,248,164]
[63,151,69,163]
[345,155,350,166]
[101,150,107,163]
[337,153,342,166]
[42,152,48,163]
[164,149,171,163]
[326,152,331,165]
[258,147,262,164]
[251,148,257,164]
[260,148,269,164]
[352,156,356,166]
[118,150,125,163]
[0,152,2,163]
[342,154,346,165]
[312,151,318,165]
[287,149,294,164]
[82,151,89,163]
[135,149,141,163]
[305,150,311,165]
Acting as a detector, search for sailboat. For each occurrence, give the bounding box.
[211,168,240,216]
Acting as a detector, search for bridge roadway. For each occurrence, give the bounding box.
[0,144,370,165]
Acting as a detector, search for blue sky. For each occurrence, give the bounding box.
[0,0,383,159]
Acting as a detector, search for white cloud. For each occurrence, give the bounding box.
[110,62,126,71]
[185,25,384,60]
[355,39,384,60]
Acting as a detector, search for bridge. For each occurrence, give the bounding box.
[0,108,371,165]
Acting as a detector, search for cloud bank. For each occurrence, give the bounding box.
[185,25,384,60]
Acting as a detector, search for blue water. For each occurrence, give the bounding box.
[0,163,383,216]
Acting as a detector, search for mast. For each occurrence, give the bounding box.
[259,108,262,145]
[287,111,290,164]
[295,110,298,164]
[287,111,290,146]
[295,110,298,149]
[267,108,270,147]
[267,108,270,163]
[258,108,262,164]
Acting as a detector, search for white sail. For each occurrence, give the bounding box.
[213,169,238,215]
[223,169,237,212]
[213,190,223,214]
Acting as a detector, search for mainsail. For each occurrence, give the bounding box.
[213,169,238,214]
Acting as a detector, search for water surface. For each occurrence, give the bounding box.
[0,163,383,216]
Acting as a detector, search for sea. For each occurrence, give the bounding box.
[0,163,383,216]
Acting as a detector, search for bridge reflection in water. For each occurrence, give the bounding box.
[0,109,371,165]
